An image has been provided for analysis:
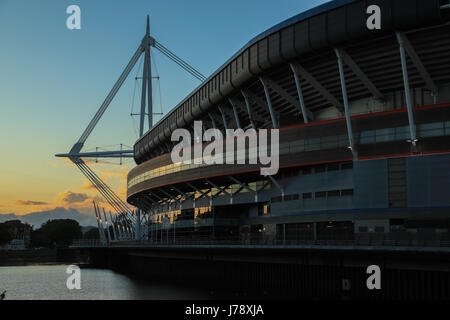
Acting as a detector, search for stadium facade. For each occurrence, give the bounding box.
[127,0,450,243]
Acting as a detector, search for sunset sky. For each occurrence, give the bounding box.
[0,0,326,222]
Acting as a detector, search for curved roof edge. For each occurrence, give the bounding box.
[138,0,356,143]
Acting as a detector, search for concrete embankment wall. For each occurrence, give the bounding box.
[84,246,450,299]
[0,248,84,266]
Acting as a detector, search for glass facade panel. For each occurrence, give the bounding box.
[129,121,449,189]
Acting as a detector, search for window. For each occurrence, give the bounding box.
[284,194,299,201]
[302,192,312,199]
[375,127,395,142]
[315,191,326,198]
[418,122,444,138]
[327,190,340,197]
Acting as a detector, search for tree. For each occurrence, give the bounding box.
[30,229,51,247]
[32,219,82,247]
[83,228,100,240]
[0,225,12,246]
[0,220,31,246]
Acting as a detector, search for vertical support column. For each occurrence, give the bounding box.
[173,219,176,244]
[139,48,149,138]
[146,17,153,130]
[93,203,105,244]
[241,90,257,130]
[136,209,141,241]
[335,48,357,158]
[290,64,309,124]
[108,211,118,241]
[218,106,229,136]
[99,214,107,244]
[103,210,111,244]
[396,32,417,146]
[229,99,242,129]
[259,77,278,129]
[208,113,217,130]
[313,222,317,241]
[151,221,154,243]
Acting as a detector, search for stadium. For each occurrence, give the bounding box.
[127,0,450,244]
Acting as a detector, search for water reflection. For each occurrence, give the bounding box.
[0,264,210,300]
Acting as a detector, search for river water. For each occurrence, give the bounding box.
[0,264,212,300]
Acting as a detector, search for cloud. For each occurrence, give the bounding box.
[80,182,97,191]
[15,200,49,206]
[58,191,89,204]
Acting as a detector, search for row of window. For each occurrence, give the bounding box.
[271,194,300,203]
[302,189,354,199]
[129,121,449,189]
[359,121,450,144]
[152,206,213,225]
[269,189,354,205]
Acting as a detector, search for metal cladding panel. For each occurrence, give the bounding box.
[199,85,209,112]
[163,118,171,138]
[192,92,202,118]
[346,1,368,40]
[407,154,450,207]
[170,114,178,131]
[417,0,443,25]
[153,126,161,147]
[183,100,194,123]
[353,159,389,209]
[158,126,165,143]
[176,105,185,128]
[220,65,234,96]
[249,44,261,75]
[280,26,296,60]
[144,135,150,154]
[209,75,222,104]
[309,14,329,50]
[286,169,353,195]
[326,6,349,45]
[133,0,446,164]
[233,50,252,87]
[294,20,312,54]
[268,33,283,65]
[257,38,271,70]
[392,0,417,29]
[230,59,239,88]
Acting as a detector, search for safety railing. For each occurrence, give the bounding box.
[106,238,450,249]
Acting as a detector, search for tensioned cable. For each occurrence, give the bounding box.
[154,40,206,82]
[155,44,205,81]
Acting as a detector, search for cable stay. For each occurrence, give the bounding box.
[56,15,206,235]
[153,40,206,82]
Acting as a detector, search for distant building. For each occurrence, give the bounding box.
[0,220,31,250]
[0,239,26,251]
